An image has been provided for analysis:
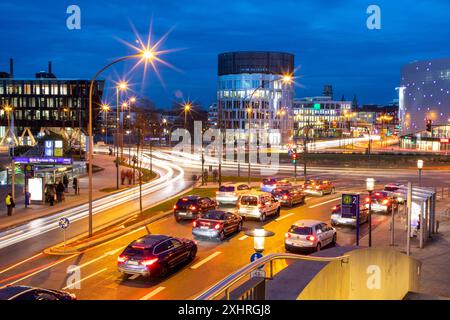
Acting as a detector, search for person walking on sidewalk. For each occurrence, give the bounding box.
[5,193,15,216]
[121,169,126,185]
[56,181,65,202]
[72,177,79,195]
[63,174,69,192]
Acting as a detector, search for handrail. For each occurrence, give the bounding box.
[195,252,349,300]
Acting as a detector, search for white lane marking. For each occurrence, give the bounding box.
[2,254,79,287]
[63,268,108,290]
[0,252,43,275]
[308,197,341,209]
[190,252,222,270]
[129,274,140,280]
[305,197,312,201]
[275,212,295,222]
[238,235,248,241]
[76,248,123,269]
[139,286,166,300]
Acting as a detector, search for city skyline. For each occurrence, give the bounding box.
[1,0,449,109]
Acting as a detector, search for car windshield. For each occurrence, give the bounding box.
[384,186,399,191]
[176,198,196,208]
[240,196,258,206]
[262,179,277,185]
[201,211,225,220]
[272,189,290,196]
[219,186,235,192]
[289,226,312,235]
[123,246,153,258]
[373,191,389,198]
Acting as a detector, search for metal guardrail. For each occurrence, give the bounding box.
[196,252,349,300]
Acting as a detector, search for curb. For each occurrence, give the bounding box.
[43,210,173,256]
[43,184,198,256]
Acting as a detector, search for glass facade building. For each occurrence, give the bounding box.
[217,51,295,144]
[400,57,450,134]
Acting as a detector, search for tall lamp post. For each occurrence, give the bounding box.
[366,177,375,247]
[417,159,424,187]
[101,104,110,143]
[88,50,155,237]
[116,82,128,189]
[244,74,294,186]
[183,102,191,130]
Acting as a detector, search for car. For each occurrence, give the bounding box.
[330,201,369,227]
[260,178,292,193]
[0,286,76,300]
[173,195,217,221]
[367,191,398,214]
[192,210,243,240]
[302,179,335,196]
[285,220,337,253]
[384,183,406,204]
[118,234,197,278]
[215,183,252,205]
[271,187,306,207]
[237,191,281,222]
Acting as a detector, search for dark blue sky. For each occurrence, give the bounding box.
[1,0,449,109]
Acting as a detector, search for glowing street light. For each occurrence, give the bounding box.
[101,104,110,143]
[417,159,424,186]
[366,177,376,247]
[183,102,192,129]
[244,227,275,253]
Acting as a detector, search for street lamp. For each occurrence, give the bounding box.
[101,104,110,143]
[417,159,424,186]
[116,81,128,190]
[244,227,275,253]
[366,177,376,247]
[183,102,191,130]
[88,49,156,237]
[244,74,294,186]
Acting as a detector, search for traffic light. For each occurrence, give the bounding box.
[291,153,298,165]
[426,119,432,132]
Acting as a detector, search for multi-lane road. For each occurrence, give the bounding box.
[0,148,449,300]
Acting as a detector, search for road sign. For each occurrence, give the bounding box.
[59,217,70,230]
[250,252,263,262]
[341,194,360,219]
[23,164,34,178]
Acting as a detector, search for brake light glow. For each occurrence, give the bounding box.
[193,220,198,228]
[173,205,177,210]
[117,256,127,263]
[365,197,370,203]
[182,198,188,201]
[283,195,289,200]
[382,199,389,205]
[214,223,221,230]
[285,233,291,238]
[189,205,197,211]
[306,235,316,242]
[141,258,159,267]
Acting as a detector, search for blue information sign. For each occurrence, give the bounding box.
[341,194,360,219]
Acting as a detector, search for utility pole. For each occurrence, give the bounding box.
[406,182,412,256]
[137,128,143,214]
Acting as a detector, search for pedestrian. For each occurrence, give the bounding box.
[63,174,69,191]
[56,181,65,202]
[127,169,133,185]
[5,192,14,216]
[25,188,31,208]
[72,177,79,195]
[121,169,126,185]
[109,147,113,156]
[48,185,55,206]
[203,169,208,185]
[212,169,218,183]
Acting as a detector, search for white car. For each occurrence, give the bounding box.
[285,220,336,252]
[215,183,252,205]
[237,191,281,222]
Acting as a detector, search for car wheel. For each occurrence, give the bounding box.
[121,273,131,280]
[276,208,281,217]
[159,264,169,278]
[189,247,197,261]
[320,191,324,197]
[237,222,243,232]
[219,231,226,241]
[260,213,266,222]
[316,243,321,252]
[332,188,336,194]
[331,234,337,245]
[174,215,181,222]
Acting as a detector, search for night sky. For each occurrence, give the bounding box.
[1,0,449,109]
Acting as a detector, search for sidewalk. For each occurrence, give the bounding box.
[358,198,450,298]
[0,153,128,231]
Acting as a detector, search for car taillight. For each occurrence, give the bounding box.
[189,205,197,211]
[285,233,291,238]
[257,204,262,208]
[382,199,389,205]
[306,235,316,242]
[141,258,158,267]
[332,206,337,210]
[365,197,370,203]
[173,205,177,210]
[283,195,288,200]
[316,186,320,190]
[214,223,221,230]
[193,220,198,228]
[117,255,127,263]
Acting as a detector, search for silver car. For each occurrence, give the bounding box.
[215,183,251,205]
[285,220,336,252]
